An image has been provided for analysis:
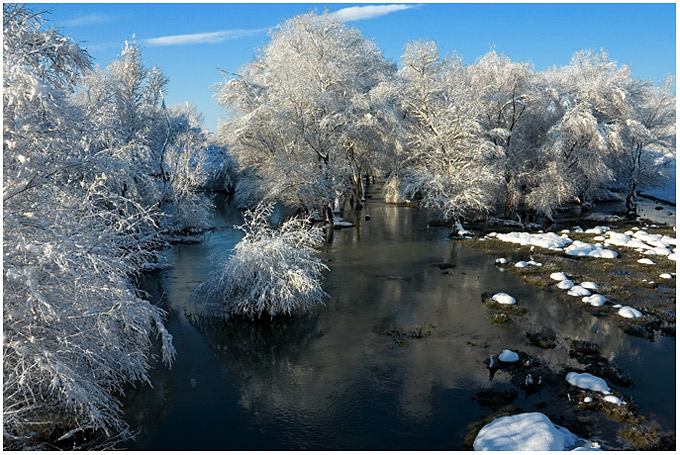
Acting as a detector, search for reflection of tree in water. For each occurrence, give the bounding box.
[187,312,329,416]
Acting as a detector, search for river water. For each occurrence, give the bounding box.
[122,188,675,450]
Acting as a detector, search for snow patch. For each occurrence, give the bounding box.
[492,293,516,305]
[580,281,599,290]
[494,231,572,250]
[557,280,574,290]
[617,306,643,319]
[582,294,606,307]
[565,372,610,393]
[472,412,582,451]
[550,272,569,281]
[567,286,591,297]
[603,395,625,406]
[498,349,519,363]
[637,258,655,265]
[564,241,618,258]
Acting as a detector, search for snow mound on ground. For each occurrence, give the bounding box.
[618,306,643,318]
[582,294,606,307]
[567,286,591,297]
[494,232,572,249]
[515,261,529,268]
[637,258,655,265]
[603,395,625,405]
[585,226,609,235]
[580,281,599,290]
[498,349,519,362]
[473,412,581,451]
[492,292,516,305]
[557,280,574,290]
[495,257,508,264]
[550,272,569,281]
[564,241,618,258]
[566,372,610,393]
[659,273,673,279]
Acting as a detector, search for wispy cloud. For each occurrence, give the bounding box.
[60,13,116,27]
[144,28,267,46]
[332,4,419,22]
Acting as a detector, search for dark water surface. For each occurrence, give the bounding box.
[123,190,675,450]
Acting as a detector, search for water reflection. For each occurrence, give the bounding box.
[125,192,675,450]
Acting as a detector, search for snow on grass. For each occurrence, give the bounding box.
[498,349,519,362]
[567,285,591,297]
[491,292,516,305]
[550,272,569,281]
[472,412,583,451]
[564,240,618,258]
[493,231,572,250]
[617,306,643,319]
[566,372,610,393]
[585,226,609,235]
[582,294,606,307]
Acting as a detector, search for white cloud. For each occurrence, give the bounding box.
[332,4,419,22]
[144,28,267,46]
[60,13,116,27]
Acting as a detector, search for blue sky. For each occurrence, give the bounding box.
[34,2,676,133]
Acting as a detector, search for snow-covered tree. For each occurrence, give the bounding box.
[3,5,174,448]
[215,11,396,220]
[468,50,540,217]
[617,76,676,214]
[384,40,503,225]
[188,202,328,319]
[527,50,630,217]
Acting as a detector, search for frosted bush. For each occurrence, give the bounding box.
[190,202,328,319]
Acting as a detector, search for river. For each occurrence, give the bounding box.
[121,187,675,450]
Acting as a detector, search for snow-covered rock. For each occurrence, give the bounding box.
[617,306,643,319]
[637,258,655,265]
[473,412,581,451]
[582,294,606,307]
[583,397,593,403]
[580,281,599,290]
[550,272,569,281]
[567,286,591,297]
[495,257,508,264]
[491,293,516,305]
[565,372,610,393]
[527,260,543,266]
[557,280,574,290]
[659,273,673,279]
[515,261,529,268]
[498,349,519,363]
